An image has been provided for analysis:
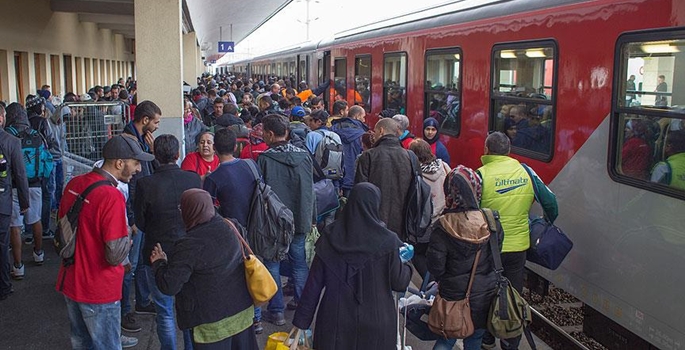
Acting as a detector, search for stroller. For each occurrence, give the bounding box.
[398,273,440,343]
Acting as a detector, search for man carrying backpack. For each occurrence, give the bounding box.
[331,105,368,198]
[0,104,30,300]
[305,109,344,183]
[4,103,52,279]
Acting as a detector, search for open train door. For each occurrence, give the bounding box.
[321,50,331,110]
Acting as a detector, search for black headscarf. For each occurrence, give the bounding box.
[315,182,402,304]
[423,117,440,145]
[180,189,215,230]
[5,102,30,131]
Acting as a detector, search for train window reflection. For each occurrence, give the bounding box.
[491,42,556,161]
[384,53,407,115]
[425,48,462,136]
[355,55,371,112]
[333,58,347,109]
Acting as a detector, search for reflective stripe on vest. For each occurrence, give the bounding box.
[478,155,534,252]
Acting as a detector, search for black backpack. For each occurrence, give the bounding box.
[405,151,433,243]
[244,160,295,261]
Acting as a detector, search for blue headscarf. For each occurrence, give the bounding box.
[423,117,440,145]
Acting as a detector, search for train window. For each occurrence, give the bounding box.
[491,42,557,160]
[384,52,407,115]
[425,48,462,136]
[317,58,323,83]
[610,32,685,198]
[333,58,347,102]
[355,55,371,112]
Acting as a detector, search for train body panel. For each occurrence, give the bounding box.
[222,0,685,347]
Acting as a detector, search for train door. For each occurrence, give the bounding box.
[331,56,346,114]
[321,50,331,111]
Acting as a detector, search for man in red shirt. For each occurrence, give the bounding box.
[56,135,153,350]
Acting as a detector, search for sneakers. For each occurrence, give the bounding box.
[286,299,298,310]
[120,335,138,348]
[282,282,295,297]
[262,310,286,326]
[24,237,34,245]
[481,339,496,349]
[33,249,44,265]
[253,320,264,334]
[121,313,142,333]
[11,263,24,280]
[43,230,55,239]
[134,303,156,315]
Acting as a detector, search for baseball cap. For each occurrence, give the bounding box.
[102,135,155,162]
[291,106,306,118]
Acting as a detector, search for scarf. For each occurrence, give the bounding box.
[421,159,442,174]
[443,165,482,213]
[180,189,215,230]
[423,117,440,145]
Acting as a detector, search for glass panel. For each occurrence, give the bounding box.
[300,59,307,83]
[317,58,323,83]
[493,47,554,99]
[618,39,685,111]
[384,53,407,114]
[492,100,553,155]
[333,58,346,101]
[355,55,371,112]
[425,49,461,136]
[615,113,685,189]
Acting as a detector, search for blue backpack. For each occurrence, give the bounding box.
[6,126,54,183]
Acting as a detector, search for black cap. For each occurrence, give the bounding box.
[102,135,155,162]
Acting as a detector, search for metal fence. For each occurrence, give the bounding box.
[59,101,130,185]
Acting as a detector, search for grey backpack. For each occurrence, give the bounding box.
[314,130,344,180]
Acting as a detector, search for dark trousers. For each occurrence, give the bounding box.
[0,214,13,297]
[483,250,526,350]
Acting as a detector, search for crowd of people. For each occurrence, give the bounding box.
[0,71,564,350]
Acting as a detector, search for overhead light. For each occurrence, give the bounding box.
[525,49,546,58]
[453,54,461,60]
[500,51,516,59]
[641,44,680,54]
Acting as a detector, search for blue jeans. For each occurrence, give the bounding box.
[64,296,122,350]
[53,160,64,210]
[146,268,178,349]
[41,166,56,232]
[264,233,308,313]
[121,228,143,315]
[135,231,152,308]
[433,329,486,350]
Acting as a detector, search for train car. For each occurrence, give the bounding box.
[224,0,685,348]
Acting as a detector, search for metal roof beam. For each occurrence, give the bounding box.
[51,0,134,16]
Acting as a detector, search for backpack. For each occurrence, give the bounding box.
[405,151,433,244]
[54,180,111,267]
[244,160,295,261]
[6,126,54,183]
[313,129,344,180]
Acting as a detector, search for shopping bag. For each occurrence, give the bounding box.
[266,332,289,350]
[305,226,320,266]
[276,328,313,350]
[527,216,573,270]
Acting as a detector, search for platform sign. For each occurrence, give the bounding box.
[218,41,234,53]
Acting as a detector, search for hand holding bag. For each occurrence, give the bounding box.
[275,328,313,350]
[427,250,481,339]
[224,218,278,306]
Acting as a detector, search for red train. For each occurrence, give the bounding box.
[225,0,685,348]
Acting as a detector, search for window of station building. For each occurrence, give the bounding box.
[610,30,685,198]
[384,53,407,115]
[333,58,347,103]
[425,48,462,136]
[355,55,371,112]
[490,41,557,160]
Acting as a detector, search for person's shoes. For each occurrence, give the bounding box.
[481,339,496,349]
[120,335,138,348]
[42,230,54,239]
[0,288,14,301]
[33,249,45,265]
[121,313,142,333]
[286,299,298,310]
[253,320,264,334]
[11,263,24,280]
[262,311,286,326]
[282,282,295,297]
[24,237,34,245]
[134,303,156,315]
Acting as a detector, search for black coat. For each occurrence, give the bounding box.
[153,216,253,330]
[0,129,29,216]
[292,251,412,350]
[355,135,413,240]
[426,211,502,329]
[134,164,201,265]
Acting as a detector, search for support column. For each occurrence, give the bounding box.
[196,46,204,78]
[0,50,17,103]
[183,32,198,87]
[135,0,184,157]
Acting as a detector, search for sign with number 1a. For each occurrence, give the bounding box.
[218,41,234,53]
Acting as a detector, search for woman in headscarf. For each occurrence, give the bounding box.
[150,189,258,350]
[183,98,207,154]
[239,123,268,161]
[423,117,451,164]
[426,166,500,350]
[292,182,412,350]
[181,131,219,180]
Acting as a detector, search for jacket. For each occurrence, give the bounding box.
[258,141,315,234]
[354,135,413,240]
[0,129,29,216]
[29,113,60,160]
[153,216,253,330]
[134,164,201,266]
[427,211,501,329]
[421,159,451,221]
[331,117,368,190]
[123,122,157,225]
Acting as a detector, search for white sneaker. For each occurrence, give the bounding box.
[121,335,138,348]
[33,249,45,265]
[11,264,24,280]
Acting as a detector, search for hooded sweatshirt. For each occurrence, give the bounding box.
[331,117,368,190]
[257,141,315,234]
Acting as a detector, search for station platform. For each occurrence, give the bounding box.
[0,243,550,350]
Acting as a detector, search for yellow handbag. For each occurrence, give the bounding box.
[224,219,278,305]
[265,332,289,350]
[275,328,313,350]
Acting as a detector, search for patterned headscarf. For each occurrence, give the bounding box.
[443,165,482,213]
[249,123,264,145]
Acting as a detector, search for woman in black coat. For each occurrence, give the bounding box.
[150,189,258,350]
[427,166,500,350]
[293,182,412,349]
